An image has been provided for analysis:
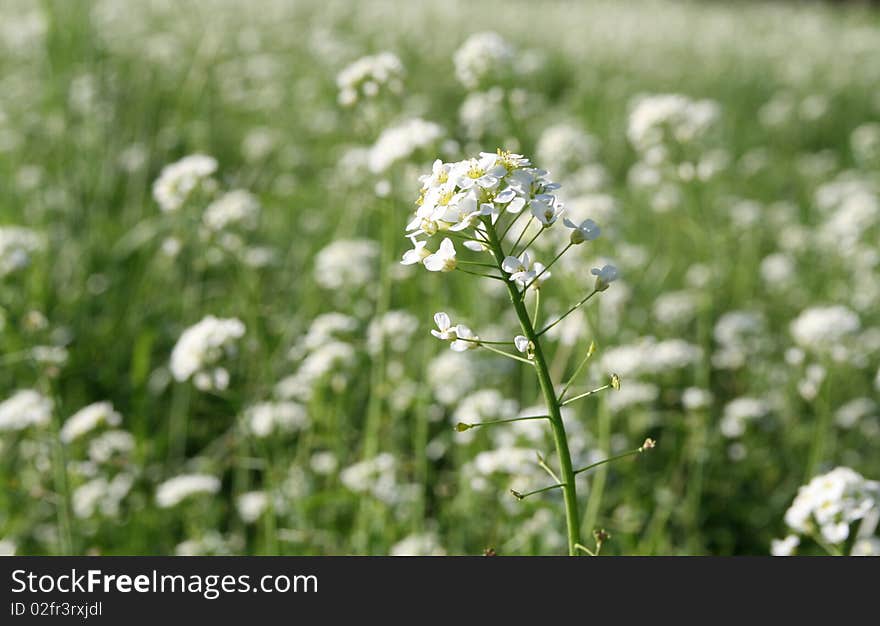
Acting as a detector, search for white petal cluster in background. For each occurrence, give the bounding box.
[170,316,246,390]
[777,467,880,554]
[389,532,446,556]
[313,239,379,290]
[336,51,404,106]
[0,226,43,277]
[453,31,516,90]
[202,189,260,232]
[244,401,309,438]
[790,305,860,353]
[0,389,53,432]
[151,153,218,212]
[627,93,720,155]
[155,473,222,508]
[367,117,445,174]
[60,401,122,443]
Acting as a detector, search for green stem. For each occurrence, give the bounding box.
[483,219,581,555]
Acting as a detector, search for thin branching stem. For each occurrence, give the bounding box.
[510,216,535,253]
[558,342,596,403]
[537,289,599,337]
[454,337,535,365]
[454,267,506,281]
[521,243,572,293]
[456,414,550,432]
[560,383,612,407]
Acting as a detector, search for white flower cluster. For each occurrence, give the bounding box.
[313,239,378,290]
[535,123,599,177]
[0,226,43,277]
[0,389,52,432]
[790,305,860,352]
[60,401,122,443]
[627,93,720,154]
[367,118,444,173]
[152,154,218,212]
[170,315,246,390]
[600,336,701,378]
[244,401,309,438]
[73,474,134,519]
[237,491,268,523]
[403,150,568,268]
[340,453,413,505]
[155,473,221,508]
[779,466,879,552]
[453,31,516,90]
[336,52,404,106]
[389,532,446,556]
[202,189,260,232]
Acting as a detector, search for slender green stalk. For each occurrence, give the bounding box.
[560,383,612,406]
[454,267,506,281]
[521,243,571,293]
[558,342,596,403]
[455,414,549,431]
[483,219,581,555]
[538,290,598,337]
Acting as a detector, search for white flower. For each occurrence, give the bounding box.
[423,238,457,272]
[431,312,457,341]
[514,335,532,355]
[453,32,516,90]
[563,218,601,245]
[368,118,444,173]
[502,252,533,283]
[155,473,221,508]
[401,239,430,265]
[531,196,564,226]
[770,535,800,556]
[790,305,860,351]
[0,539,15,556]
[390,532,446,556]
[245,401,309,438]
[202,189,260,231]
[314,239,378,290]
[591,264,618,291]
[60,402,122,443]
[627,94,719,155]
[0,389,52,432]
[336,52,404,107]
[783,467,880,546]
[450,324,479,352]
[152,154,217,212]
[237,491,269,523]
[170,316,246,387]
[0,226,43,277]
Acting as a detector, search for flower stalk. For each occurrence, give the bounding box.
[483,219,583,555]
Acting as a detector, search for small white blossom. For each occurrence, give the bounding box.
[155,473,221,508]
[60,402,122,444]
[423,238,457,272]
[562,217,600,245]
[152,154,217,212]
[591,264,618,291]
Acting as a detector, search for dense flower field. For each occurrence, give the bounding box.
[1,0,879,556]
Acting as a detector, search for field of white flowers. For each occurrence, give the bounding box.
[1,0,879,557]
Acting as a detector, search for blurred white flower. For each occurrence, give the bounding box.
[770,535,799,556]
[156,473,221,508]
[0,389,52,432]
[453,32,516,90]
[237,491,269,523]
[336,52,404,106]
[60,401,122,444]
[152,154,217,212]
[170,316,246,389]
[0,226,43,277]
